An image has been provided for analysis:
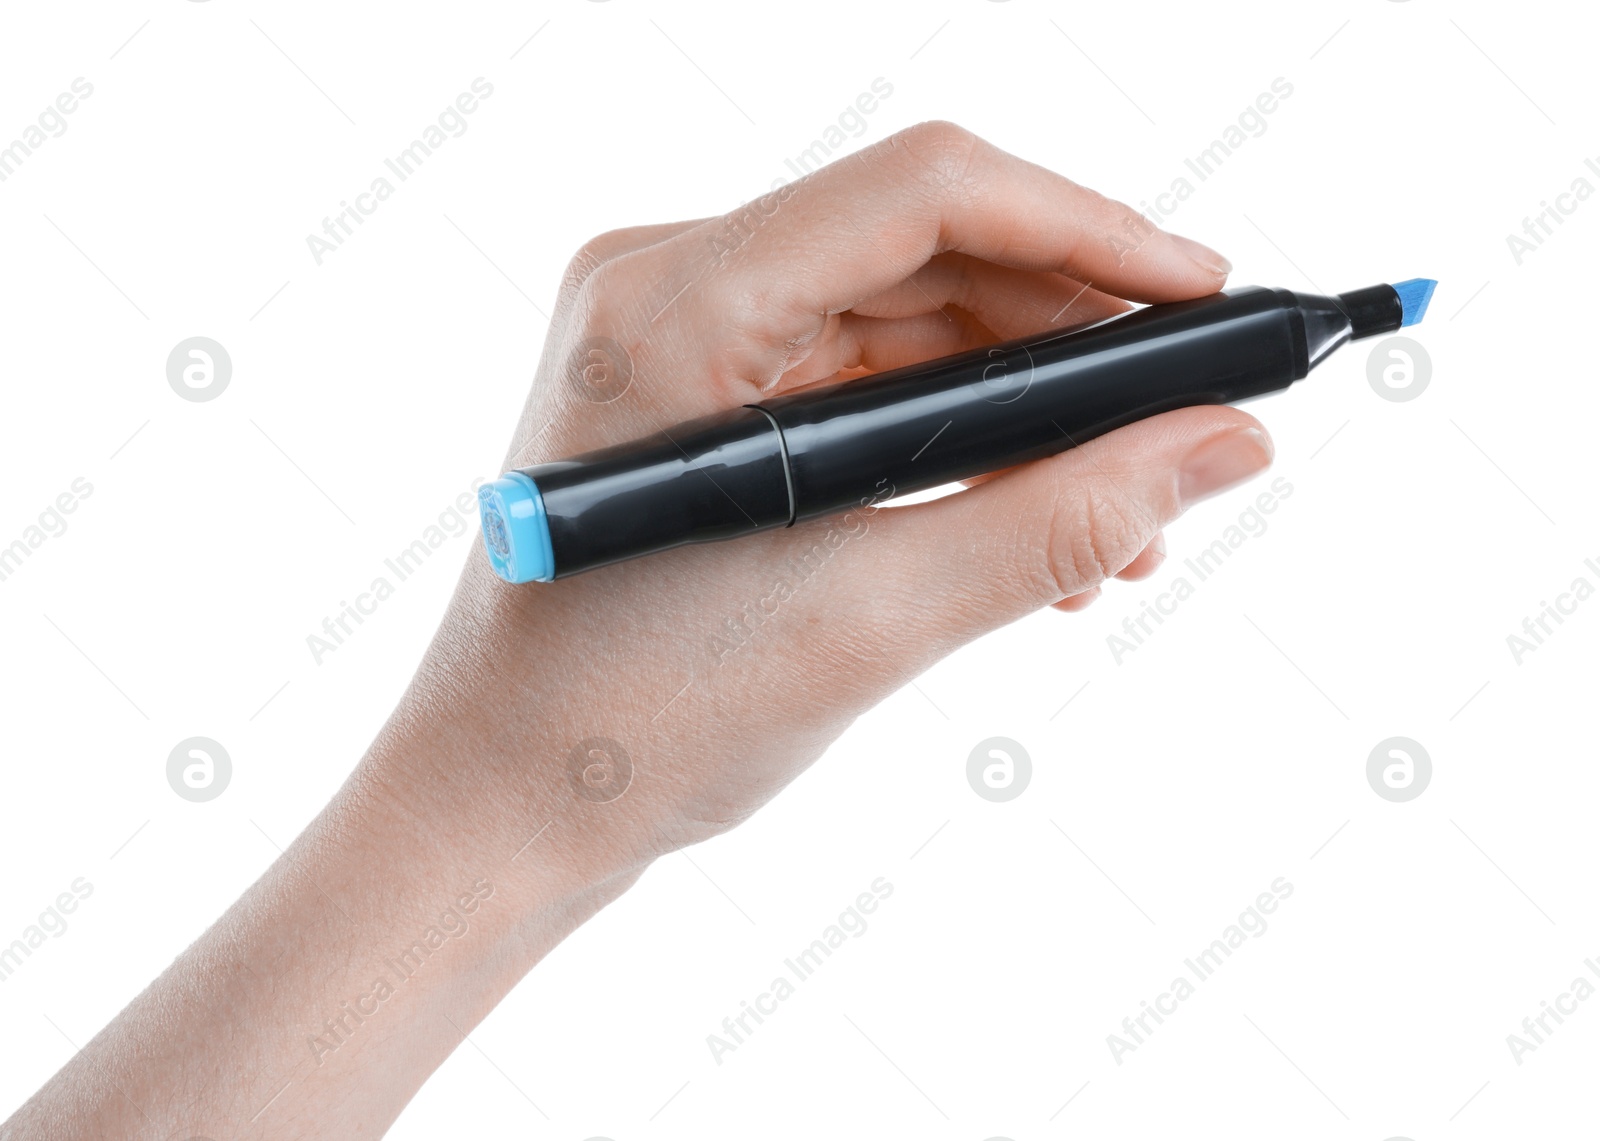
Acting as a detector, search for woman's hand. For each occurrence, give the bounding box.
[384,119,1272,878]
[5,120,1273,1140]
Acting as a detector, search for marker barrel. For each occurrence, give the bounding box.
[527,407,790,580]
[482,283,1404,581]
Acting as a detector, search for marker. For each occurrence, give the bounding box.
[478,280,1436,582]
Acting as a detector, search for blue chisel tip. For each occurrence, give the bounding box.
[1393,278,1438,327]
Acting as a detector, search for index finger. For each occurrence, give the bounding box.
[625,120,1230,398]
[787,119,1229,302]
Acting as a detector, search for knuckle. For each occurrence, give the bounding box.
[560,228,637,298]
[704,270,829,395]
[1039,484,1146,600]
[696,261,809,361]
[900,118,977,156]
[1084,187,1156,250]
[700,267,783,333]
[570,252,635,332]
[894,119,982,193]
[1098,192,1139,231]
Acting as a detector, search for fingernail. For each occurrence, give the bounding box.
[1168,233,1232,276]
[1179,427,1272,508]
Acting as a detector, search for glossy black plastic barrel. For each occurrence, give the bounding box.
[516,284,1397,577]
[765,286,1321,521]
[521,406,790,576]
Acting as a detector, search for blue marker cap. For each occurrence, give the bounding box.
[478,473,555,583]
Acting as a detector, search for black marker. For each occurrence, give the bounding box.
[478,279,1436,582]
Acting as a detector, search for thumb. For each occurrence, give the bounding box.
[834,406,1273,648]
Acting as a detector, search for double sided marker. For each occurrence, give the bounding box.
[479,280,1437,583]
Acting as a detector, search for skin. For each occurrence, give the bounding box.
[2,121,1272,1138]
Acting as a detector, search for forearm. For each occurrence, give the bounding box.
[4,675,646,1139]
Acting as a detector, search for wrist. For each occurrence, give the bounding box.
[355,600,661,919]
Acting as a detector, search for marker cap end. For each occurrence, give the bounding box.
[478,473,555,583]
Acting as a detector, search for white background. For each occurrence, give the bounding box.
[1,0,1596,1136]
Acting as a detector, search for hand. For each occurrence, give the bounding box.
[389,119,1273,872]
[6,120,1273,1139]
